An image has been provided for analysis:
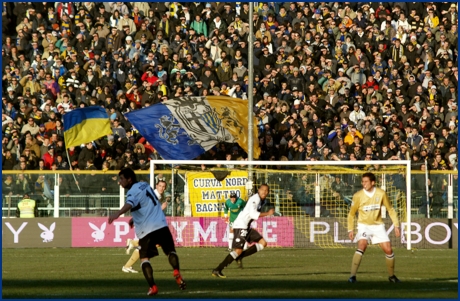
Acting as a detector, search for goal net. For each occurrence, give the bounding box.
[149,160,412,250]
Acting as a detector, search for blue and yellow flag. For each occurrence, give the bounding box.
[125,96,260,160]
[63,106,112,148]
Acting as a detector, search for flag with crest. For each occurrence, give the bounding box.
[124,96,260,160]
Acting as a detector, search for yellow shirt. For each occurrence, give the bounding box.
[424,16,439,29]
[347,188,399,231]
[343,130,363,145]
[18,199,36,218]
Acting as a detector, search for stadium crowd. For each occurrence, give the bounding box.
[1,2,458,175]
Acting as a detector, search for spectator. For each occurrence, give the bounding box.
[0,1,457,172]
[331,175,352,205]
[16,193,39,218]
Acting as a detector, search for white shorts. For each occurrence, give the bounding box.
[356,223,390,244]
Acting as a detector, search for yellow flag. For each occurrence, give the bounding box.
[206,96,261,158]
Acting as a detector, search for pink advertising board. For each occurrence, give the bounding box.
[71,217,294,247]
[72,217,134,247]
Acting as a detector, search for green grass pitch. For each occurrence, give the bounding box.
[2,247,458,299]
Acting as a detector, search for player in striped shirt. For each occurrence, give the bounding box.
[347,172,401,283]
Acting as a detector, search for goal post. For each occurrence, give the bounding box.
[150,160,412,250]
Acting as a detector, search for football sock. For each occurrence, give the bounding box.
[141,260,155,287]
[168,251,180,270]
[350,249,364,276]
[228,232,234,250]
[238,243,263,259]
[131,240,139,247]
[216,253,235,271]
[125,249,140,268]
[385,253,395,276]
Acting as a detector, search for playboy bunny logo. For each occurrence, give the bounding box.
[38,222,55,243]
[89,222,106,242]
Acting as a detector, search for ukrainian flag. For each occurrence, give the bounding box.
[63,107,112,148]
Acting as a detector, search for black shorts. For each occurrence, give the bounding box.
[138,226,176,259]
[232,228,263,249]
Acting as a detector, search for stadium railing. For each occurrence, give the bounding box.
[2,167,457,220]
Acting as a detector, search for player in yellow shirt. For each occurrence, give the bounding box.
[347,172,401,283]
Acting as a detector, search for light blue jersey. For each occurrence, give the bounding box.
[126,182,168,239]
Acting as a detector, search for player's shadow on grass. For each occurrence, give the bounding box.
[3,278,458,299]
